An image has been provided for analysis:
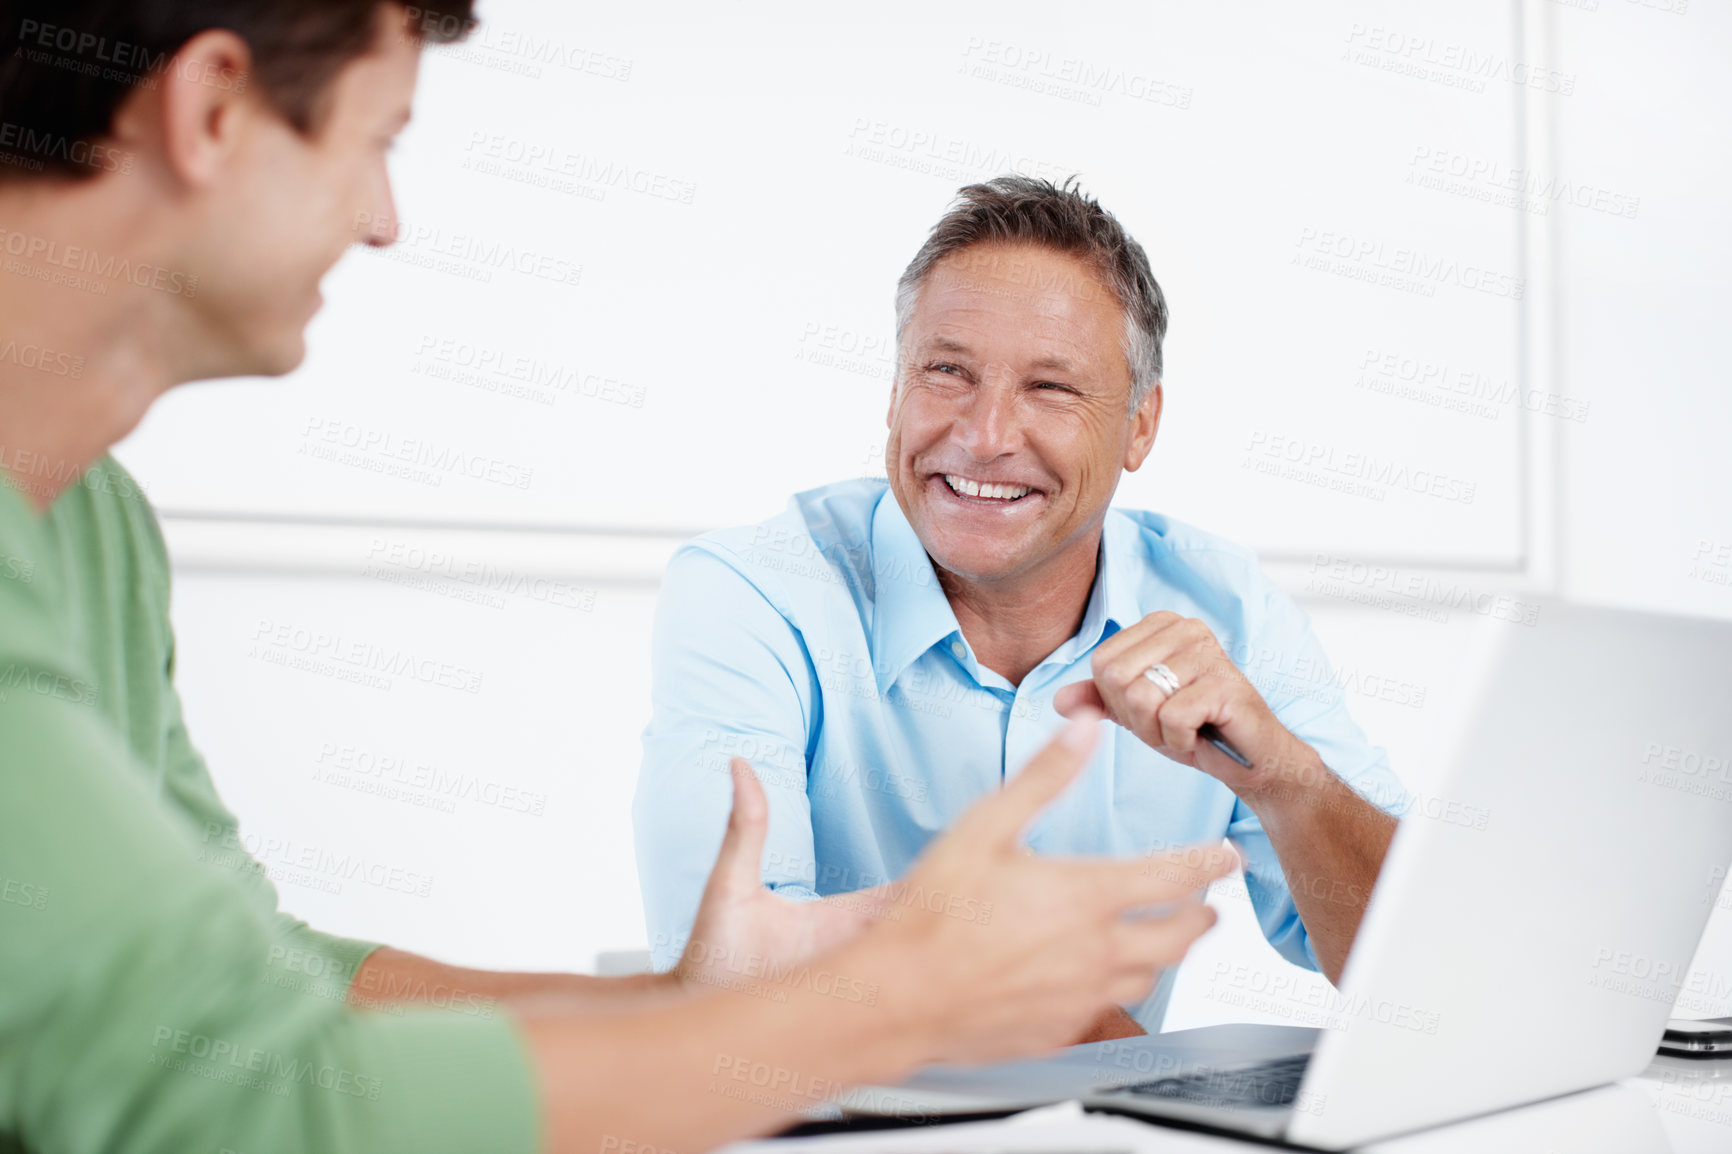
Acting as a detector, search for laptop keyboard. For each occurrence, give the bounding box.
[1108,1053,1311,1110]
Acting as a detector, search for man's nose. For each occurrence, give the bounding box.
[361,172,401,249]
[953,383,1021,459]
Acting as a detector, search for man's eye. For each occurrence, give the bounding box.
[929,363,961,375]
[1034,381,1077,394]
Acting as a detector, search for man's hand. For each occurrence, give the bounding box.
[1054,613,1398,985]
[1053,611,1318,798]
[1075,1005,1148,1043]
[675,758,888,996]
[855,712,1238,1064]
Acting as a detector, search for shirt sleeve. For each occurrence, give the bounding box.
[157,648,384,991]
[633,545,823,970]
[0,677,540,1154]
[1227,580,1412,973]
[133,475,385,991]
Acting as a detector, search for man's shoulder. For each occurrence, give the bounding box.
[1109,506,1266,580]
[1107,506,1294,637]
[674,478,886,602]
[0,456,163,698]
[0,471,67,665]
[2,452,161,583]
[56,455,171,591]
[693,477,883,552]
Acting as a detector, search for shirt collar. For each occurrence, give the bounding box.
[1042,507,1144,670]
[868,495,1146,692]
[869,491,962,695]
[1101,507,1148,635]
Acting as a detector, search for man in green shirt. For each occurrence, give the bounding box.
[0,4,1236,1152]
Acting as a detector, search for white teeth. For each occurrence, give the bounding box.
[944,474,1032,501]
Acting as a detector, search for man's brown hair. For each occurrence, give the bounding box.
[895,176,1169,411]
[0,1,476,181]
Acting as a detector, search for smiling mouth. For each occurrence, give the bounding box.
[940,473,1038,504]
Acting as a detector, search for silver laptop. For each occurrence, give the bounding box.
[837,600,1732,1149]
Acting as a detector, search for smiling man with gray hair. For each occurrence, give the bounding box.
[635,175,1408,1039]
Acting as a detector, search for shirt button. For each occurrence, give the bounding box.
[950,640,967,660]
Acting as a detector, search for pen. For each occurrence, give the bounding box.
[1200,723,1252,769]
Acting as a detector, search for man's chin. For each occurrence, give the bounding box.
[249,327,312,379]
[918,537,1039,587]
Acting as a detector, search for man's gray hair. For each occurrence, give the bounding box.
[893,175,1168,412]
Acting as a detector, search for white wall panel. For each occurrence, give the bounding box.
[120,0,1530,564]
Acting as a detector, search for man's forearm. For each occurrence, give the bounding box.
[1245,751,1398,985]
[350,946,688,1016]
[520,931,934,1154]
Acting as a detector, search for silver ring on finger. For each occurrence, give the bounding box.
[1141,662,1182,698]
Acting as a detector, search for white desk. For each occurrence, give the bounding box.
[722,1055,1732,1154]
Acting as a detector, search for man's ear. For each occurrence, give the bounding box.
[1123,381,1163,472]
[119,29,258,189]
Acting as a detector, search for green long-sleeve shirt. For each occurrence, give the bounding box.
[0,459,539,1154]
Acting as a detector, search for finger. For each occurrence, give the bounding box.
[1153,684,1224,756]
[1080,843,1241,910]
[1132,641,1229,695]
[706,757,771,895]
[1093,619,1211,709]
[1107,969,1163,1008]
[1053,679,1108,720]
[1117,673,1172,747]
[952,712,1102,848]
[1104,634,1238,751]
[1089,610,1183,672]
[1111,904,1219,971]
[1090,629,1189,731]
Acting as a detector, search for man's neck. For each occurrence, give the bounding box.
[0,180,180,510]
[937,527,1103,688]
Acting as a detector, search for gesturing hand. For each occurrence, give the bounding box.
[862,711,1239,1064]
[675,758,887,996]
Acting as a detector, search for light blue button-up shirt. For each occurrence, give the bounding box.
[633,479,1408,1029]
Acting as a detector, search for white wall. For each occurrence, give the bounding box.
[122,0,1530,561]
[121,0,1732,1022]
[1547,0,1732,1018]
[1172,0,1732,1030]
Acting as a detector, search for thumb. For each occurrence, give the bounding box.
[1053,679,1107,719]
[707,757,770,895]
